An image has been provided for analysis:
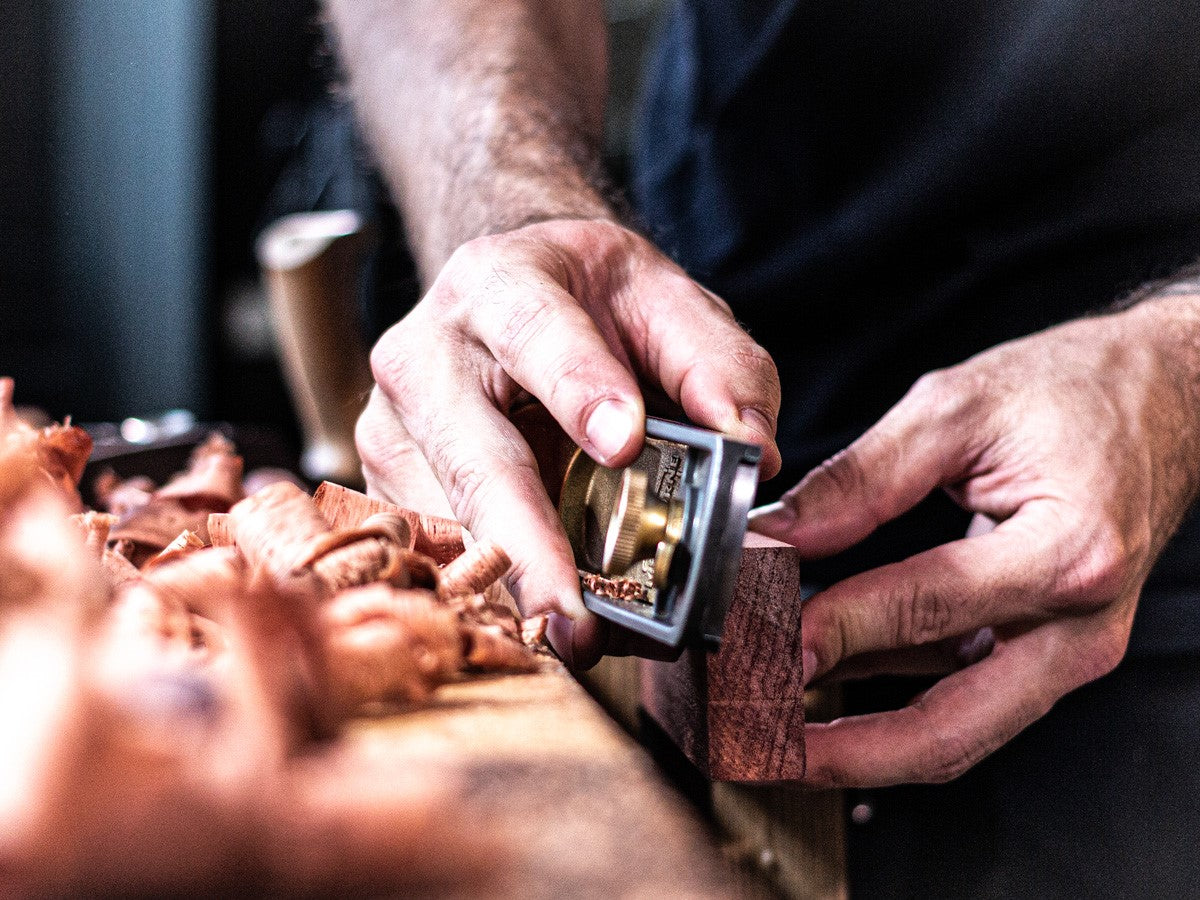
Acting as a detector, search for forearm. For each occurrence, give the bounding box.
[325,0,612,283]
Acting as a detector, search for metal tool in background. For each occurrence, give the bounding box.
[558,418,761,650]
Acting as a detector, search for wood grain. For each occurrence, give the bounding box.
[640,532,805,782]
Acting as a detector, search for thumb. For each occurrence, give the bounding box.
[749,373,978,558]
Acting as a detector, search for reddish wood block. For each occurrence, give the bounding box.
[640,532,805,782]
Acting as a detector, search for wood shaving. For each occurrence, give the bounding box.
[0,380,526,895]
[581,572,648,602]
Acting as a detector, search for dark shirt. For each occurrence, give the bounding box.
[633,0,1200,652]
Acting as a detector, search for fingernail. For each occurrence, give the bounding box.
[739,407,775,442]
[586,399,636,463]
[802,648,818,686]
[748,500,792,524]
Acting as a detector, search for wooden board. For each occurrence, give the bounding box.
[641,533,806,782]
[347,659,739,897]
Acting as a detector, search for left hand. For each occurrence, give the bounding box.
[750,295,1200,787]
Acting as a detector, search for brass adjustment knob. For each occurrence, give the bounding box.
[558,448,687,590]
[601,467,685,586]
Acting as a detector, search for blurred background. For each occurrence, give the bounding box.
[1,0,663,445]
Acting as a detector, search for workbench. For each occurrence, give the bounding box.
[347,659,740,897]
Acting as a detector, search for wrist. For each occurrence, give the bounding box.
[409,91,619,281]
[1117,289,1200,510]
[419,165,618,284]
[1118,288,1200,357]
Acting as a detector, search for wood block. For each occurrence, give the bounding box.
[640,532,805,782]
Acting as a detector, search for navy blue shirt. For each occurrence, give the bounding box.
[633,0,1200,652]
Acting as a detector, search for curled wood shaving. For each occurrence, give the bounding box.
[71,511,119,559]
[312,538,403,591]
[108,499,212,567]
[143,529,207,571]
[230,482,431,592]
[242,466,307,496]
[0,485,105,618]
[156,432,245,511]
[0,381,505,896]
[140,547,247,623]
[322,585,463,709]
[437,538,510,598]
[227,481,330,577]
[521,614,549,648]
[1,377,92,509]
[412,515,465,565]
[102,548,142,588]
[103,580,195,659]
[463,623,540,673]
[358,512,414,550]
[447,593,522,637]
[94,471,155,517]
[206,512,235,547]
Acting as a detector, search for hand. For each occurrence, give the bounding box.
[360,218,781,668]
[751,296,1200,787]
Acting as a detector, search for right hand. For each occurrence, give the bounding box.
[358,218,781,668]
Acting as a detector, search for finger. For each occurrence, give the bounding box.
[356,387,454,517]
[749,372,977,555]
[800,509,1060,682]
[802,623,1089,788]
[816,628,995,683]
[425,402,585,619]
[623,272,783,477]
[817,646,966,684]
[545,613,681,671]
[375,347,595,638]
[468,266,646,468]
[547,612,602,671]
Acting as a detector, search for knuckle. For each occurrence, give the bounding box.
[367,332,400,386]
[816,446,870,504]
[493,296,557,366]
[923,722,985,783]
[1051,527,1136,612]
[906,368,969,424]
[542,351,596,417]
[425,425,539,528]
[439,451,492,524]
[895,582,954,647]
[446,233,501,272]
[368,326,422,398]
[354,395,387,466]
[728,342,782,398]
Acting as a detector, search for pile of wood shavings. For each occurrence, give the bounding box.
[0,376,543,896]
[581,572,648,602]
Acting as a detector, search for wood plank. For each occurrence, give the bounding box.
[349,660,739,897]
[640,532,806,782]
